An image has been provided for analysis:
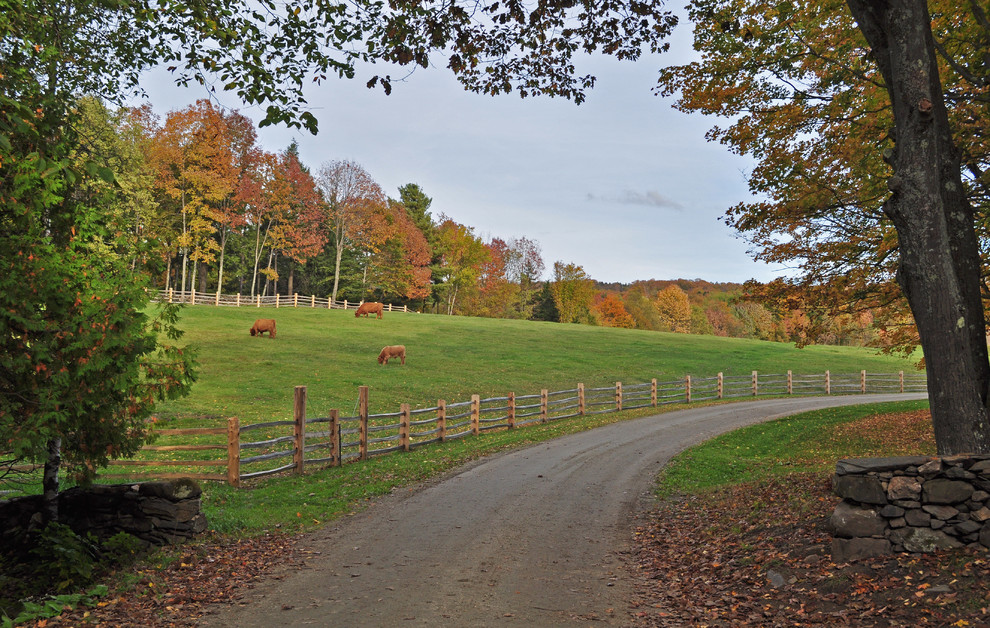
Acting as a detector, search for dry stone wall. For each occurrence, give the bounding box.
[0,479,207,552]
[830,455,990,563]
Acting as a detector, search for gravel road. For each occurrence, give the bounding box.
[200,394,925,627]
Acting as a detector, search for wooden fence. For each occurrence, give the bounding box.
[150,289,410,313]
[96,370,927,487]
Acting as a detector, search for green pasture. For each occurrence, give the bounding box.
[158,304,920,428]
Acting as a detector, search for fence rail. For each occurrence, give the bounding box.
[149,289,410,313]
[66,369,927,487]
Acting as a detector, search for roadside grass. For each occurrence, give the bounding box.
[655,399,934,497]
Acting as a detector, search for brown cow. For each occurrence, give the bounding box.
[377,345,406,365]
[354,302,384,319]
[250,318,277,338]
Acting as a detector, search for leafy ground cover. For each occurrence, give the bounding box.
[631,408,990,627]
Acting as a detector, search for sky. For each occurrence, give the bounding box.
[137,19,786,286]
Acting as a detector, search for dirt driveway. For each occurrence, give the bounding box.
[199,394,925,627]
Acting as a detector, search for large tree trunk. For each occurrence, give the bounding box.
[847,0,990,454]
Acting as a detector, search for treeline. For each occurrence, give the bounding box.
[86,97,876,346]
[589,279,879,347]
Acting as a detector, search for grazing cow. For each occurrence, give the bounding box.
[377,345,406,365]
[250,318,277,338]
[355,302,384,319]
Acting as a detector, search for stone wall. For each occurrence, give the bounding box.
[830,455,990,563]
[0,479,208,552]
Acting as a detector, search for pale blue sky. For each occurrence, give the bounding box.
[139,24,785,285]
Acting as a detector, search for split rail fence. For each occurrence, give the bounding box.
[151,289,410,313]
[99,370,927,487]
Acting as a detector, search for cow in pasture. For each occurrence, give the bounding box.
[355,302,384,319]
[250,318,277,338]
[378,345,406,365]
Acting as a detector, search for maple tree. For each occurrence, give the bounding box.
[593,292,637,329]
[661,0,990,453]
[270,146,326,296]
[364,199,432,301]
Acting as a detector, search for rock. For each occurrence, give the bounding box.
[972,507,990,522]
[879,505,905,518]
[895,528,963,553]
[835,457,931,475]
[923,479,974,504]
[833,475,887,504]
[922,504,959,520]
[953,520,982,536]
[830,501,886,538]
[765,569,786,588]
[918,459,943,475]
[887,476,921,501]
[904,509,931,527]
[831,537,891,563]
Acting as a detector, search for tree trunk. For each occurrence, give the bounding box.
[42,437,61,523]
[216,225,227,298]
[847,0,990,454]
[332,228,344,302]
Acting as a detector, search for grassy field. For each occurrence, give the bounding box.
[158,304,921,428]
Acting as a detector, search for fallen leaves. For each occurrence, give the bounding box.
[38,532,301,627]
[629,473,990,626]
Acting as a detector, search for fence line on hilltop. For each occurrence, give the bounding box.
[149,289,411,313]
[94,369,928,487]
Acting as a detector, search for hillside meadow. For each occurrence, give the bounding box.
[157,304,921,428]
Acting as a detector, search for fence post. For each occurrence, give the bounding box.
[861,369,867,393]
[578,383,586,415]
[540,389,548,423]
[293,293,298,308]
[327,296,332,309]
[471,394,481,435]
[752,370,758,396]
[507,392,516,429]
[615,382,622,411]
[359,385,369,460]
[276,294,280,308]
[236,293,241,307]
[685,375,692,403]
[400,403,411,451]
[330,409,340,466]
[293,386,306,475]
[438,400,447,442]
[189,289,195,304]
[651,378,657,407]
[404,305,408,312]
[388,303,393,312]
[168,287,174,303]
[899,371,904,393]
[825,371,831,395]
[215,291,220,306]
[343,299,348,310]
[717,372,723,399]
[226,417,240,488]
[256,294,261,308]
[788,370,793,394]
[311,294,315,308]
